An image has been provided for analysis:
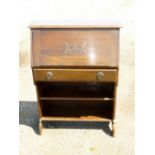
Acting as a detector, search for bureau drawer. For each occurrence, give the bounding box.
[33,69,118,82]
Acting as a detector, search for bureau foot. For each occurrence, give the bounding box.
[39,120,43,135]
[112,120,116,137]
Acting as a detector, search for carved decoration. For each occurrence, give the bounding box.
[64,41,86,55]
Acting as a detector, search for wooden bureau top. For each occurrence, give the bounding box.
[30,20,121,29]
[30,20,120,69]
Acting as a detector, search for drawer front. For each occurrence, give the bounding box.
[33,69,118,82]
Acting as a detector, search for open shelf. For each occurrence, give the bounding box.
[40,97,113,101]
[41,100,113,120]
[38,82,114,100]
[41,116,111,122]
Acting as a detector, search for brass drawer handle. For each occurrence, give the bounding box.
[96,72,104,81]
[46,72,54,80]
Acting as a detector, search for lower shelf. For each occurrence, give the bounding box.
[41,116,111,122]
[41,100,113,121]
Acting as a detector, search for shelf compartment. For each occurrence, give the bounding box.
[38,82,114,99]
[41,100,113,120]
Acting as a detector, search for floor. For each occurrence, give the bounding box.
[19,30,135,155]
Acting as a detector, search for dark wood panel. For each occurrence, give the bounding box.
[32,29,119,68]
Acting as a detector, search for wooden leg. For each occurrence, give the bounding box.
[39,119,43,135]
[112,120,116,137]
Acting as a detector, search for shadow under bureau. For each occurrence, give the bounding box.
[30,20,120,136]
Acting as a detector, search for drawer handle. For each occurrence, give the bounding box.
[46,72,54,80]
[96,72,104,81]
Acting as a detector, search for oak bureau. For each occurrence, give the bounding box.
[30,20,121,136]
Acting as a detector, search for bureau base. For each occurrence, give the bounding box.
[35,82,117,137]
[39,119,116,137]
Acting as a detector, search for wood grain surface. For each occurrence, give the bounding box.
[32,29,119,68]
